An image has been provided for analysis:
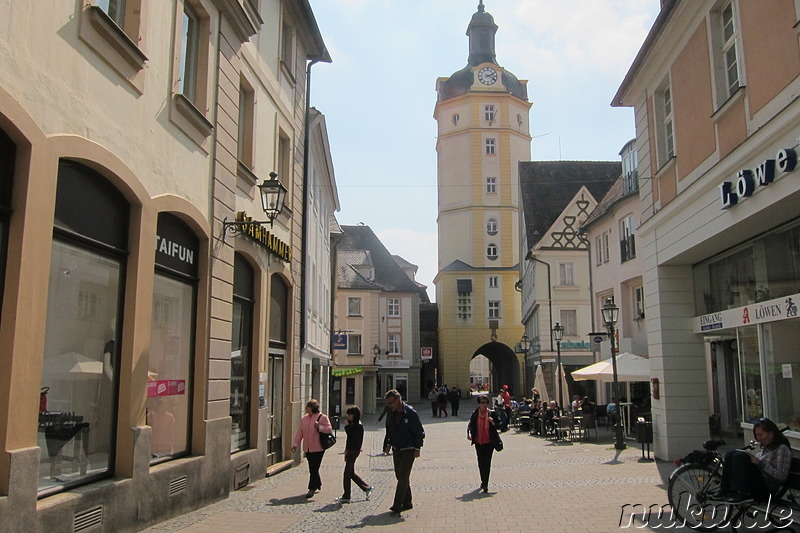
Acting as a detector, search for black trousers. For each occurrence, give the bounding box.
[305,450,324,490]
[474,442,494,488]
[391,448,416,509]
[451,401,460,416]
[720,449,769,496]
[342,449,368,498]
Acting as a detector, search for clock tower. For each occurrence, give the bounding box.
[434,1,531,394]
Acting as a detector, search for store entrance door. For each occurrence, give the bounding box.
[710,338,742,437]
[266,354,284,463]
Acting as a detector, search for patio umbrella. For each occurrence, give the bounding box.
[555,363,570,410]
[571,352,650,383]
[45,352,103,379]
[533,365,549,404]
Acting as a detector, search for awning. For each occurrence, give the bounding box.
[332,367,363,377]
[571,352,650,383]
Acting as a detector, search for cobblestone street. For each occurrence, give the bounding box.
[142,407,695,533]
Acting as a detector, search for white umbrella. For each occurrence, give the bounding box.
[555,363,570,410]
[571,352,650,383]
[533,365,549,404]
[46,352,103,379]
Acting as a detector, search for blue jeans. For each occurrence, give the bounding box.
[721,449,769,496]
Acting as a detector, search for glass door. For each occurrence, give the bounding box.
[267,354,284,461]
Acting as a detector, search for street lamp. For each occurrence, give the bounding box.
[601,297,626,451]
[552,322,564,415]
[519,333,532,353]
[372,344,381,366]
[223,172,288,238]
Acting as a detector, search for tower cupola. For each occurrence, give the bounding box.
[467,0,498,66]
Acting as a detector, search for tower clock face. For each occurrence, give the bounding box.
[478,67,498,85]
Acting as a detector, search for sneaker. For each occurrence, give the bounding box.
[363,486,373,500]
[336,496,351,503]
[389,506,402,515]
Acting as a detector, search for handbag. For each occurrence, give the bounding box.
[493,435,504,452]
[317,414,337,449]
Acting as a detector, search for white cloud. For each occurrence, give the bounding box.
[376,228,438,302]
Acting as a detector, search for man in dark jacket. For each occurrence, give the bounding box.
[383,389,425,515]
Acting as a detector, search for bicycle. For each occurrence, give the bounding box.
[667,433,800,531]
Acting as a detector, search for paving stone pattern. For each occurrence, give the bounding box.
[141,409,704,533]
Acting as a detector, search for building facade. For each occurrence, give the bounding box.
[518,161,620,401]
[581,141,650,410]
[0,1,328,531]
[614,0,800,458]
[434,2,531,395]
[333,225,428,414]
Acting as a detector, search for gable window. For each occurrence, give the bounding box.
[488,300,501,319]
[486,177,497,194]
[388,298,400,317]
[486,218,498,235]
[348,334,362,355]
[560,309,578,336]
[484,105,496,122]
[620,215,636,262]
[388,334,400,355]
[485,138,496,155]
[487,243,498,261]
[655,77,675,166]
[348,297,361,316]
[558,262,575,286]
[488,276,498,288]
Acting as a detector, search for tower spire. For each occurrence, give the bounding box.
[478,0,485,12]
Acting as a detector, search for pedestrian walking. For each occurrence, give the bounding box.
[467,395,502,493]
[291,399,332,498]
[337,406,373,503]
[383,389,425,515]
[449,385,462,416]
[437,387,448,418]
[498,385,512,431]
[428,386,438,417]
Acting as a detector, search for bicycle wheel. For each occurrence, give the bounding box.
[667,464,728,531]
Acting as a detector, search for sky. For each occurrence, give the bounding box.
[307,0,662,302]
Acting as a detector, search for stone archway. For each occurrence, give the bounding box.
[471,342,520,397]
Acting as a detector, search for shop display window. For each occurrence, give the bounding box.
[231,254,254,453]
[39,161,128,495]
[739,326,763,423]
[148,274,194,461]
[761,320,800,433]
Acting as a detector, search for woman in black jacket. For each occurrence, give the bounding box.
[338,406,372,503]
[467,396,502,493]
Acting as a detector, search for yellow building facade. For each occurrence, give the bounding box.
[434,2,531,395]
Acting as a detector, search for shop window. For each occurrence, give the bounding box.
[0,129,15,318]
[762,320,800,430]
[148,213,198,463]
[231,253,254,453]
[739,326,763,423]
[345,377,356,405]
[270,274,288,346]
[39,161,129,495]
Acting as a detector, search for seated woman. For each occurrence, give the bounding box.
[717,417,792,502]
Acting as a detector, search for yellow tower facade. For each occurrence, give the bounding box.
[434,1,531,395]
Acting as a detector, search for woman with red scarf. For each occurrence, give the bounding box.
[467,395,502,493]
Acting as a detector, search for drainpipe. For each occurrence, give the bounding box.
[300,57,322,355]
[531,256,553,352]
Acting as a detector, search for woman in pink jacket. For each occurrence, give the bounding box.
[292,399,333,498]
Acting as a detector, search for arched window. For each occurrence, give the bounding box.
[40,160,129,494]
[487,243,498,260]
[149,213,198,463]
[231,253,254,452]
[486,218,498,235]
